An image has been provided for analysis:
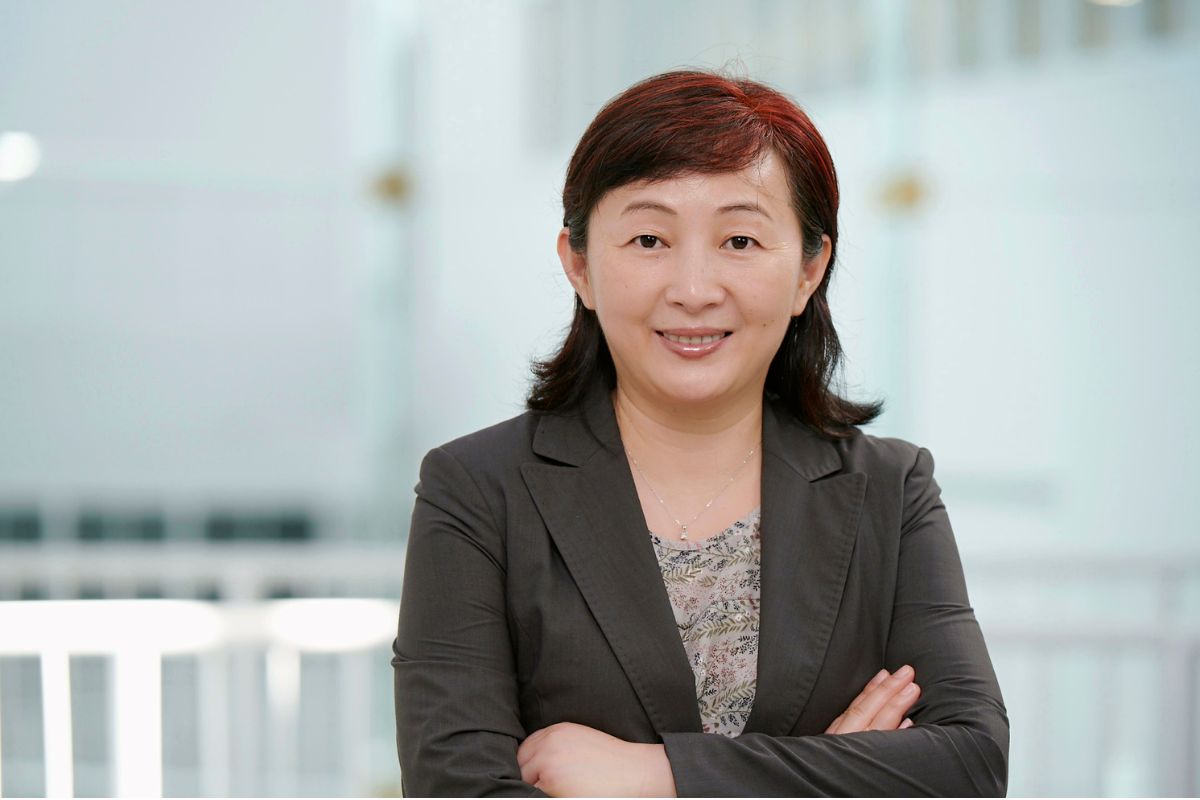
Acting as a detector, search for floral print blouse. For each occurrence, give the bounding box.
[649,506,761,737]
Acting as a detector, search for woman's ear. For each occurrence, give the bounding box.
[792,233,832,316]
[557,227,596,310]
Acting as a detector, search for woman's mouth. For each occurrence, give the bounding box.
[660,331,728,345]
[655,330,731,358]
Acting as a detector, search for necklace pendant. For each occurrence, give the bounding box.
[680,524,688,541]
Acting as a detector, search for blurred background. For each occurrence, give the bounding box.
[1,0,1198,796]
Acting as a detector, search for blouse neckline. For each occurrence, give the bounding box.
[648,505,761,552]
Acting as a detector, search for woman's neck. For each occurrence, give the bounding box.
[611,382,763,483]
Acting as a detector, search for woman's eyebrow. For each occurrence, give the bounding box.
[619,200,774,220]
[717,201,773,221]
[620,200,677,217]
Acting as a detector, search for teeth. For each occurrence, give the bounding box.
[663,332,725,345]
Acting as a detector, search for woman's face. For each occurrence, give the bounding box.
[558,149,831,411]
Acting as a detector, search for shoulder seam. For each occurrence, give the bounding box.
[904,444,928,482]
[433,445,506,562]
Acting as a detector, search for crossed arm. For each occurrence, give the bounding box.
[516,666,927,796]
[394,445,1009,797]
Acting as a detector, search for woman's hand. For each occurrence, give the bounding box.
[517,721,675,797]
[825,665,921,734]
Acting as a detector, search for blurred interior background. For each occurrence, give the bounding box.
[1,0,1198,796]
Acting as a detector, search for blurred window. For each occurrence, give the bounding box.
[77,510,165,541]
[204,511,313,541]
[0,509,41,541]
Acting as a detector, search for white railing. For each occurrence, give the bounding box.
[0,597,397,799]
[984,622,1199,796]
[0,546,1197,797]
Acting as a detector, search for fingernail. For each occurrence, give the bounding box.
[898,664,914,679]
[871,669,888,684]
[902,683,918,695]
[900,717,913,729]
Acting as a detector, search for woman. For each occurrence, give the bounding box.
[393,69,1008,797]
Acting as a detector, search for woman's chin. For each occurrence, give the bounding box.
[648,376,740,407]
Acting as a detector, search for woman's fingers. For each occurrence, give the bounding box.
[824,669,887,733]
[865,681,920,731]
[899,717,914,729]
[827,666,916,734]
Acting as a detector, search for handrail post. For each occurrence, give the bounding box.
[40,649,73,799]
[111,647,162,798]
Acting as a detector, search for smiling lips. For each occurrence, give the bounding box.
[656,328,731,357]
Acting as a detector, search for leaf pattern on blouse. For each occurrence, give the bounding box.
[649,506,762,737]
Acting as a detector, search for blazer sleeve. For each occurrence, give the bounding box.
[392,445,549,797]
[660,446,1010,797]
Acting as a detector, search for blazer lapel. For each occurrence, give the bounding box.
[520,376,868,739]
[521,378,703,734]
[742,399,868,736]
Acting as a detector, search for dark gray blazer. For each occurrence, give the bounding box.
[392,375,1009,797]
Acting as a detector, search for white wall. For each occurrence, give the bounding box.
[0,0,368,509]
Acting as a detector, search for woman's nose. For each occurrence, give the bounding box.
[663,248,725,311]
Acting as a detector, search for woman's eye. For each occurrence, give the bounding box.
[727,235,758,250]
[635,234,661,249]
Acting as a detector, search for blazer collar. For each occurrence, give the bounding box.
[521,374,867,737]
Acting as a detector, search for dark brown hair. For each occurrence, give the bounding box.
[526,68,882,439]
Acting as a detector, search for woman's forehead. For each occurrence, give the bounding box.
[598,153,791,218]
